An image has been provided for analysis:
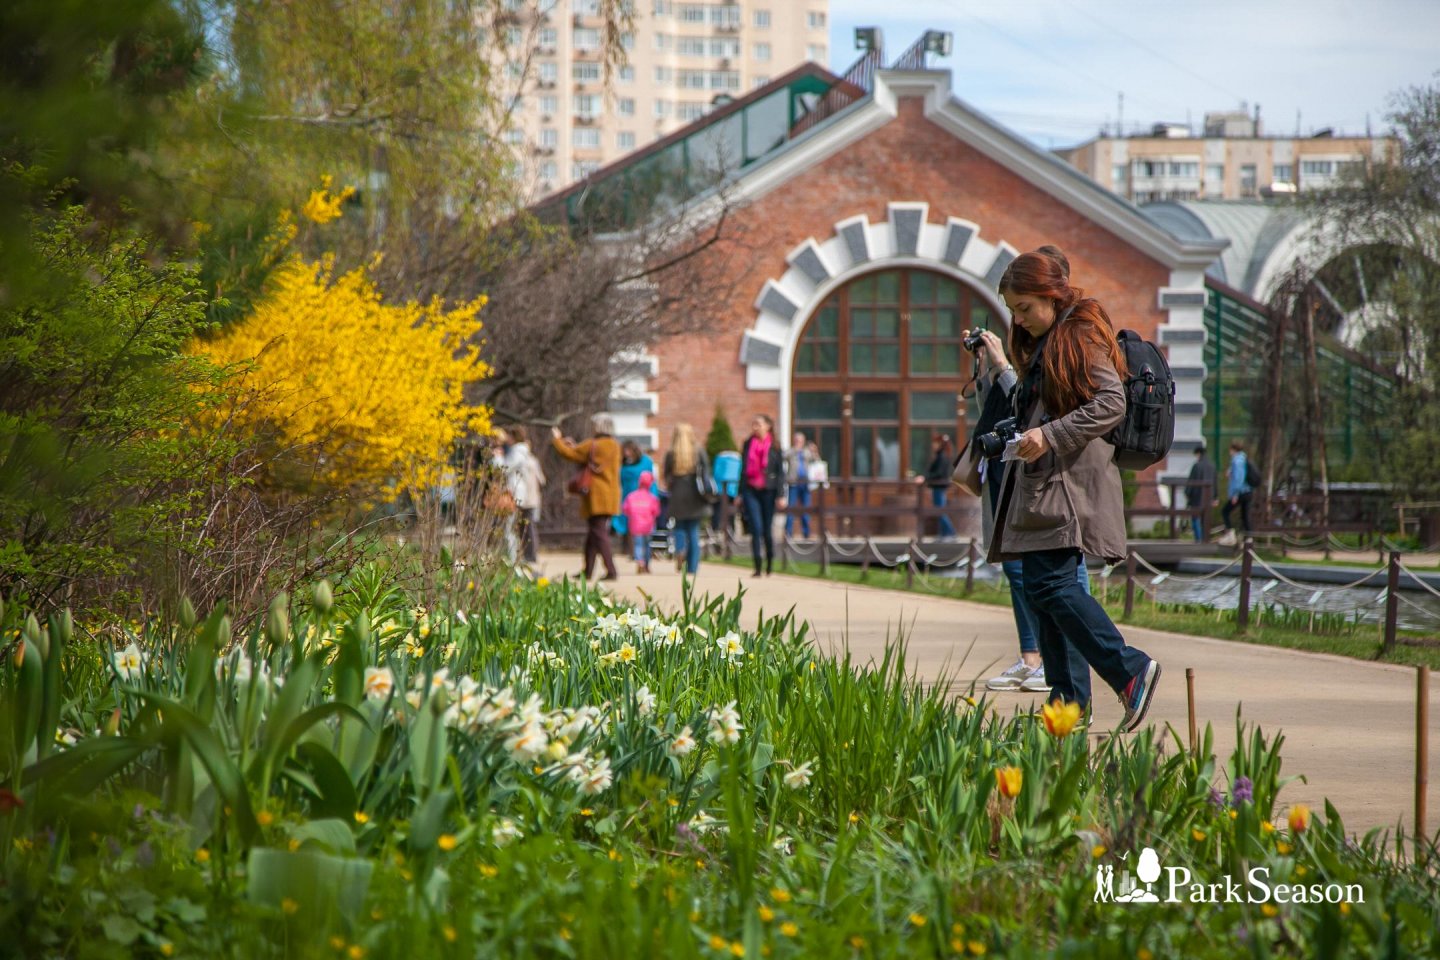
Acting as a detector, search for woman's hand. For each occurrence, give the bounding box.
[963,328,1010,371]
[1016,427,1049,463]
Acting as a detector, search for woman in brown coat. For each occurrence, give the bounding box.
[552,414,622,581]
[987,248,1161,733]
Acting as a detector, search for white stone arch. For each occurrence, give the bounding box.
[737,202,1024,442]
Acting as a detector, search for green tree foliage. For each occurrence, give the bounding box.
[1306,77,1440,500]
[705,406,739,459]
[0,205,230,609]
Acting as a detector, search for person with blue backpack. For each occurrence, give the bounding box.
[985,247,1162,733]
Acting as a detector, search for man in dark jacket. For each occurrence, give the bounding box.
[1184,444,1217,542]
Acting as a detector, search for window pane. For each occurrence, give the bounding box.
[935,307,960,337]
[817,342,839,373]
[853,391,898,420]
[909,427,935,479]
[851,425,873,477]
[935,343,961,374]
[971,304,992,331]
[874,308,899,338]
[911,308,934,338]
[796,350,813,374]
[795,391,842,421]
[851,274,877,304]
[911,392,954,421]
[817,341,840,371]
[816,305,839,338]
[909,344,934,375]
[936,277,960,304]
[875,271,900,302]
[815,426,841,475]
[850,309,872,338]
[876,343,900,374]
[850,343,872,373]
[911,271,934,304]
[874,427,900,479]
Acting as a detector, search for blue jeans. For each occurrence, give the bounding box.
[673,518,702,574]
[785,483,811,536]
[740,486,776,573]
[1020,548,1150,708]
[930,486,956,538]
[1191,514,1205,542]
[633,535,652,566]
[1004,559,1090,654]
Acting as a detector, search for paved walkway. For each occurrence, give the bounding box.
[541,552,1435,835]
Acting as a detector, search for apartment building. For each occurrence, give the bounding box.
[1059,110,1395,203]
[494,0,830,196]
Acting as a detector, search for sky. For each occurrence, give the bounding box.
[827,0,1440,149]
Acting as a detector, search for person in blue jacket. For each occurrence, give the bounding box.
[1219,440,1253,545]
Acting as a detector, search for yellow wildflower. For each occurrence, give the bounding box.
[438,834,458,851]
[757,905,775,922]
[1192,829,1207,842]
[780,922,798,937]
[709,934,727,950]
[256,810,275,827]
[909,913,927,926]
[281,898,300,916]
[770,887,792,903]
[195,847,211,863]
[443,925,458,942]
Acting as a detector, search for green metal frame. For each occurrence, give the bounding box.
[1202,283,1396,476]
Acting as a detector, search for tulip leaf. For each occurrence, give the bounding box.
[296,741,358,821]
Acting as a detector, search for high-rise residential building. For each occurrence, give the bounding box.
[1058,110,1396,204]
[493,0,829,196]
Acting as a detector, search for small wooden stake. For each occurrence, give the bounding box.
[1418,665,1430,841]
[1186,667,1198,754]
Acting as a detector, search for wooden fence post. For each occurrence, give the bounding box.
[1185,667,1198,753]
[1237,538,1254,633]
[1418,665,1430,842]
[721,497,733,560]
[914,483,927,543]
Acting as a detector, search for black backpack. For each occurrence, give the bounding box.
[1108,330,1176,470]
[1244,457,1261,489]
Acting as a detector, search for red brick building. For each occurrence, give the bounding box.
[547,61,1225,521]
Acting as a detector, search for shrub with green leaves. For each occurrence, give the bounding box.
[1,573,1436,958]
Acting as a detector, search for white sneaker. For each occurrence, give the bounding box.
[1019,667,1050,693]
[986,659,1035,691]
[1216,529,1238,547]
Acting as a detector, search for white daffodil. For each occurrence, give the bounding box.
[363,666,395,702]
[772,835,794,855]
[616,642,638,665]
[634,685,657,717]
[669,725,697,757]
[783,761,815,790]
[578,756,613,795]
[477,688,517,728]
[706,701,743,745]
[492,818,523,848]
[717,631,745,662]
[504,722,549,763]
[112,643,145,681]
[688,810,720,834]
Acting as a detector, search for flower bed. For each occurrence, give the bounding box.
[1,573,1436,958]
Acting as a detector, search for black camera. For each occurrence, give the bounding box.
[976,417,1020,460]
[962,329,986,353]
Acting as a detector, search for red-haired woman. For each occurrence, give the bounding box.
[986,248,1161,732]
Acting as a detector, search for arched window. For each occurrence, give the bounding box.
[791,268,997,481]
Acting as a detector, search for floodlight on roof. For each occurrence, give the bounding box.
[854,27,882,52]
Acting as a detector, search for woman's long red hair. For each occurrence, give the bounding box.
[1000,249,1126,417]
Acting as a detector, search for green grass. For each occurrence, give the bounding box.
[722,555,1440,670]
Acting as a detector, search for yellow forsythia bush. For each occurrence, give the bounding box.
[202,255,491,493]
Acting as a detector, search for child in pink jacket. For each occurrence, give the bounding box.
[621,470,662,573]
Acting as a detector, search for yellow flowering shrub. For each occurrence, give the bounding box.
[300,175,356,225]
[201,255,490,493]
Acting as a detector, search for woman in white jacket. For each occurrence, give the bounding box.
[497,425,546,564]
